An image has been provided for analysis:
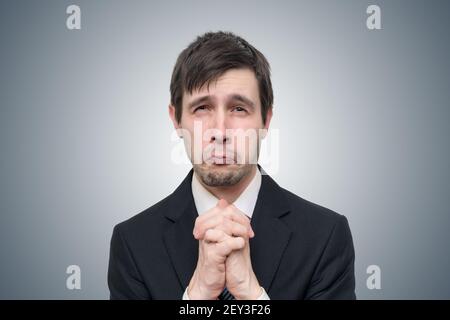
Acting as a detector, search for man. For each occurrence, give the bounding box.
[108,31,356,300]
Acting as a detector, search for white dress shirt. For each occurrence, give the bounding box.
[182,167,270,300]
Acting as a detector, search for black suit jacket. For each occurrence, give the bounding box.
[108,169,356,300]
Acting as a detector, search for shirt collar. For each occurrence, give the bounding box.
[191,167,262,218]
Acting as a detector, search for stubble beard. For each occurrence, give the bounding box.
[193,163,253,187]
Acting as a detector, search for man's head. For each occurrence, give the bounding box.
[169,31,273,187]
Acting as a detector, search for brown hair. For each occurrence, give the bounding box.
[170,31,273,124]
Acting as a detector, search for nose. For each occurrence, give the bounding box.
[210,109,230,145]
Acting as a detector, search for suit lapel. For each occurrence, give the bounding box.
[250,173,292,293]
[163,170,198,290]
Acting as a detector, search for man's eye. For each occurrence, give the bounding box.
[194,105,208,112]
[234,106,247,112]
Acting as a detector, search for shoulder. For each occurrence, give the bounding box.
[280,186,351,238]
[112,192,175,239]
[112,170,194,242]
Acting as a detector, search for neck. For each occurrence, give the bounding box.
[199,165,257,204]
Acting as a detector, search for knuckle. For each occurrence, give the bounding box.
[194,218,203,229]
[204,229,214,240]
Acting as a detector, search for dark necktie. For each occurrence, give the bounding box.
[218,287,235,300]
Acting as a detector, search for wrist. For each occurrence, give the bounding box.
[188,275,218,300]
[234,275,262,300]
[188,281,210,300]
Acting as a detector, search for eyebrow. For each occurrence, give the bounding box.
[187,95,213,109]
[230,94,255,109]
[187,94,255,109]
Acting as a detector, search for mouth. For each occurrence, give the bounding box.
[208,155,236,165]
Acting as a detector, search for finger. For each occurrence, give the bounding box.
[193,201,254,239]
[215,236,246,256]
[194,214,226,239]
[208,199,249,228]
[203,228,227,243]
[215,219,250,238]
[193,204,225,237]
[195,198,228,224]
[222,205,254,238]
[218,198,228,209]
[195,214,253,239]
[193,207,222,239]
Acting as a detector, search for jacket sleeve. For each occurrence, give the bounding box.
[305,215,356,300]
[107,224,151,300]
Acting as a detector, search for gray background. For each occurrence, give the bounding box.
[1,0,449,299]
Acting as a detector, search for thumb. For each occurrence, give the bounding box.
[217,198,229,209]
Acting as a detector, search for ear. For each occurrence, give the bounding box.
[261,107,273,138]
[169,104,181,129]
[169,105,183,138]
[264,107,273,130]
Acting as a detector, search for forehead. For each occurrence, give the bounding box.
[182,68,259,104]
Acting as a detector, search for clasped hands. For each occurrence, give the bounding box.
[187,199,262,300]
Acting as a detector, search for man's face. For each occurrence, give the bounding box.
[170,68,272,187]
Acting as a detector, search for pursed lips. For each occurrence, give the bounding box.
[208,154,236,164]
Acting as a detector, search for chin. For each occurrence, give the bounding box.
[193,163,253,187]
